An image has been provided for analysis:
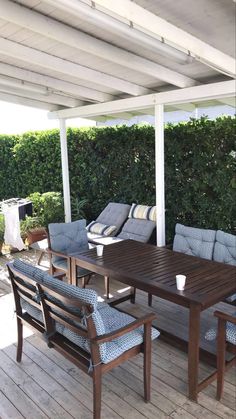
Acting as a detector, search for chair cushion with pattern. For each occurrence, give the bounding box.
[205,320,236,345]
[12,259,106,358]
[61,303,160,364]
[173,223,216,260]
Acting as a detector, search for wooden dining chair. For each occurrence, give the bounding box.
[47,219,92,286]
[214,310,236,399]
[205,310,236,399]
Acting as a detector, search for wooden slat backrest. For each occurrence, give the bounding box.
[7,262,98,346]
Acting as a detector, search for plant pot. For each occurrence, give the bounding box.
[27,228,47,245]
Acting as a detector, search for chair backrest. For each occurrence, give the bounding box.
[213,230,236,265]
[117,203,156,243]
[48,219,88,262]
[96,202,131,234]
[8,259,107,362]
[173,223,216,259]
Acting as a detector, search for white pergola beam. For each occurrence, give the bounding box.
[49,80,236,120]
[0,63,114,103]
[0,0,197,88]
[0,83,84,108]
[0,91,61,111]
[59,119,71,223]
[0,37,150,97]
[94,0,236,78]
[155,104,165,246]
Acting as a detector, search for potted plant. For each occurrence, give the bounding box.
[20,215,47,245]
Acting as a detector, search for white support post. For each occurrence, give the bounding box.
[59,118,71,222]
[155,104,165,246]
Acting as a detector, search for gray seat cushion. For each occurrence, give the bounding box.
[213,230,236,303]
[213,230,236,266]
[48,219,91,277]
[117,218,156,243]
[96,202,131,233]
[173,223,216,260]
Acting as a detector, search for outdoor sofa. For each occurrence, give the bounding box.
[8,259,159,419]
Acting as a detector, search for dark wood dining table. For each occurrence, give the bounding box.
[70,239,236,401]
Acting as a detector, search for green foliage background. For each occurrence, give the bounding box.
[0,116,235,242]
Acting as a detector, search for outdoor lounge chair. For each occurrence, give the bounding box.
[8,259,160,419]
[87,202,131,244]
[205,310,236,399]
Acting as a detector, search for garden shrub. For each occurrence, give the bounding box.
[0,116,235,242]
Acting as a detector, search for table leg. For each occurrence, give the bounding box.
[188,303,201,401]
[71,258,77,286]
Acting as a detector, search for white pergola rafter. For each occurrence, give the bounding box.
[0,0,197,88]
[0,91,61,111]
[0,37,151,97]
[94,0,236,78]
[0,63,114,103]
[42,0,191,64]
[0,83,84,108]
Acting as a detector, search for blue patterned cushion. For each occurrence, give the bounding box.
[205,321,236,345]
[63,303,160,363]
[213,230,236,266]
[173,224,216,259]
[12,259,106,358]
[128,203,156,222]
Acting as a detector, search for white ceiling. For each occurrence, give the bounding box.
[0,0,235,117]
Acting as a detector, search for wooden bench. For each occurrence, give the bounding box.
[7,259,159,419]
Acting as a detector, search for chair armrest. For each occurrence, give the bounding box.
[92,312,156,344]
[46,248,70,260]
[214,311,236,324]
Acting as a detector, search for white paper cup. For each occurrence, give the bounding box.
[96,245,104,257]
[176,274,186,290]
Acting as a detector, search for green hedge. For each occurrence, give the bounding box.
[0,116,235,242]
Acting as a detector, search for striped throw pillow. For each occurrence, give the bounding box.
[128,203,156,222]
[87,221,117,236]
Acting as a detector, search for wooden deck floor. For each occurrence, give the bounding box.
[0,250,235,419]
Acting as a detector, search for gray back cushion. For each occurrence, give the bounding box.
[213,230,236,265]
[96,202,131,233]
[173,223,216,260]
[48,219,88,262]
[118,218,155,243]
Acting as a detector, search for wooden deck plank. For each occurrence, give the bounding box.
[27,334,156,419]
[0,349,74,419]
[0,389,25,419]
[0,366,48,419]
